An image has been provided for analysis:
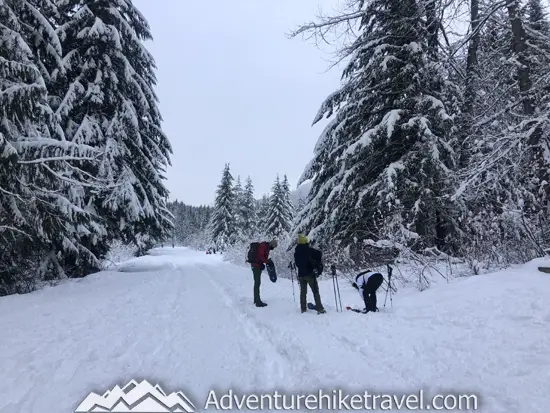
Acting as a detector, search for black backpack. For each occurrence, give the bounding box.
[246,242,261,263]
[310,247,323,277]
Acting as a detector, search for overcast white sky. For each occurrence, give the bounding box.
[132,0,343,206]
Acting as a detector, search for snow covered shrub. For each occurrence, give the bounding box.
[100,241,138,270]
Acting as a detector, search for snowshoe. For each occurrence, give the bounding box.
[266,260,277,283]
[346,306,367,313]
[307,302,326,314]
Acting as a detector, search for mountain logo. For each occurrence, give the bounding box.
[74,379,196,412]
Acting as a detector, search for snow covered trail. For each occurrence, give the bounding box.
[199,255,550,413]
[0,248,292,412]
[1,247,549,413]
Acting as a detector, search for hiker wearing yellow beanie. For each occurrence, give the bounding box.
[297,234,308,245]
[293,234,326,314]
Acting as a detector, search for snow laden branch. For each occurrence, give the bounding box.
[16,155,98,164]
[0,225,32,238]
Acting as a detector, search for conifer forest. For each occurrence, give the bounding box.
[2,0,550,295]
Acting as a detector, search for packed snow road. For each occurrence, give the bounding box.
[0,247,549,413]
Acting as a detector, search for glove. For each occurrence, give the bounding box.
[260,263,266,271]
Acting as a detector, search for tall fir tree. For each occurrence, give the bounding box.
[280,175,294,228]
[233,175,245,241]
[265,175,292,238]
[208,164,237,250]
[0,0,103,293]
[241,176,258,238]
[53,0,173,258]
[292,0,456,254]
[256,194,270,234]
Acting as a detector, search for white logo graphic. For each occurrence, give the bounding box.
[75,379,195,412]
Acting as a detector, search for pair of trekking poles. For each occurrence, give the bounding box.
[287,262,343,312]
[287,262,395,312]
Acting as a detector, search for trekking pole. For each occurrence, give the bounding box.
[335,272,342,312]
[331,264,343,312]
[384,264,393,308]
[288,261,296,303]
[331,264,338,311]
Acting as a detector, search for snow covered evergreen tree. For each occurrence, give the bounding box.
[265,175,293,238]
[291,0,456,257]
[233,175,245,241]
[208,164,237,250]
[240,176,258,239]
[280,175,294,230]
[256,194,270,234]
[0,0,102,293]
[53,0,173,258]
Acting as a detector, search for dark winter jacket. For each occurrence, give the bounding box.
[251,242,271,269]
[294,244,314,277]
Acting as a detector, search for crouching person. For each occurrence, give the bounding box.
[352,271,384,313]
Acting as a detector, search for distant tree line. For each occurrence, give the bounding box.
[166,202,212,248]
[199,164,295,252]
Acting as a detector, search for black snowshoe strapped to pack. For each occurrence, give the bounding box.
[266,259,277,283]
[246,242,260,264]
[310,248,323,277]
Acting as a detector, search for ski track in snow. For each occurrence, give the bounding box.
[0,247,549,413]
[200,264,323,391]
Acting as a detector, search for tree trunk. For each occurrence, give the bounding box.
[459,0,480,168]
[506,0,548,217]
[425,0,440,60]
[506,0,534,116]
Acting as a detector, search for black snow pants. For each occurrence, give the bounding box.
[362,273,384,312]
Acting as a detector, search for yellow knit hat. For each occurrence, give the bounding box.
[297,234,308,244]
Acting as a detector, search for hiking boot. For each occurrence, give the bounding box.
[255,301,267,307]
[317,308,326,314]
[301,309,307,313]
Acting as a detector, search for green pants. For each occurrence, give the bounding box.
[252,267,262,303]
[299,275,324,311]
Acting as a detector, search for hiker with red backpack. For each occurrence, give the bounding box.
[246,239,278,307]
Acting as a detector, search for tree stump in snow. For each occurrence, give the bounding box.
[538,267,550,274]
